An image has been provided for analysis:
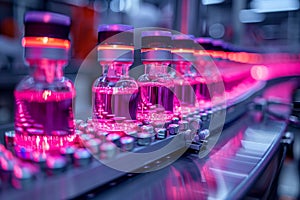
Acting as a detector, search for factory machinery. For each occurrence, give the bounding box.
[0,11,299,199]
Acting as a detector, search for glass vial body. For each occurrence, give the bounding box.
[92,60,138,121]
[137,60,174,122]
[14,12,75,154]
[137,31,174,123]
[171,35,203,115]
[15,59,76,153]
[92,25,138,133]
[172,61,200,114]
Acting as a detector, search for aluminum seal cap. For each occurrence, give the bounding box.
[172,34,195,50]
[172,34,196,61]
[141,31,172,61]
[97,24,134,62]
[24,11,71,40]
[141,30,172,49]
[195,37,214,51]
[212,39,225,51]
[98,24,134,45]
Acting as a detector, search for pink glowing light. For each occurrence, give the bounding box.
[22,37,70,49]
[251,65,269,80]
[43,14,51,23]
[97,45,134,51]
[172,48,194,53]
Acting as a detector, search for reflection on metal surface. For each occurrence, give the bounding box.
[90,117,285,200]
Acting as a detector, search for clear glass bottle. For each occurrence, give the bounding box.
[171,34,198,115]
[92,24,138,133]
[14,11,76,154]
[194,37,217,108]
[137,31,174,123]
[209,39,228,103]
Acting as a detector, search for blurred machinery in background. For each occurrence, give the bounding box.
[0,0,299,199]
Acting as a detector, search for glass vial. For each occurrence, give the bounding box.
[137,30,174,124]
[14,11,75,154]
[171,34,198,115]
[92,24,138,133]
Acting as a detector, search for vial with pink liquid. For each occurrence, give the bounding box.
[171,34,199,115]
[194,37,216,107]
[14,11,76,154]
[92,24,138,133]
[137,30,174,123]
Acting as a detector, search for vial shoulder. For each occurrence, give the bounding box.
[115,77,138,89]
[59,76,75,91]
[93,76,111,88]
[15,76,75,92]
[137,74,152,83]
[93,75,132,88]
[15,76,35,91]
[137,73,174,85]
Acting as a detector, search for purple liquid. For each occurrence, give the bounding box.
[173,82,199,114]
[92,87,138,120]
[194,78,210,101]
[14,90,75,152]
[174,82,196,106]
[137,83,174,121]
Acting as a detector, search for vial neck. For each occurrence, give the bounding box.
[144,62,169,75]
[101,62,131,78]
[28,59,67,83]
